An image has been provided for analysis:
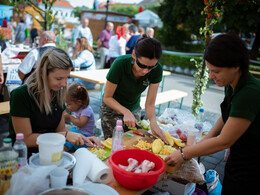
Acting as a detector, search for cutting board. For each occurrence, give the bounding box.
[123,130,155,150]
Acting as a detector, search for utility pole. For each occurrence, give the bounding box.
[104,0,109,29]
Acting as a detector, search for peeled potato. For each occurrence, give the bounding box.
[164,131,174,146]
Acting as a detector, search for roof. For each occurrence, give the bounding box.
[134,9,162,27]
[135,9,160,20]
[138,0,163,6]
[39,0,73,8]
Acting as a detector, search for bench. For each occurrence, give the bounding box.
[140,89,188,114]
[250,70,260,80]
[0,101,10,115]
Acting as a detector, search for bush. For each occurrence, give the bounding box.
[249,65,260,72]
[159,53,203,70]
[160,52,260,74]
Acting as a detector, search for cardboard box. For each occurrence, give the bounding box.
[149,179,196,195]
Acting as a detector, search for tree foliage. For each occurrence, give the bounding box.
[110,4,139,15]
[73,6,89,20]
[156,0,205,50]
[156,0,260,58]
[9,0,58,30]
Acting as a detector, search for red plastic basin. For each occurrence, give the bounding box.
[109,149,165,190]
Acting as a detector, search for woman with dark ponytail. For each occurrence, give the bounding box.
[101,35,167,143]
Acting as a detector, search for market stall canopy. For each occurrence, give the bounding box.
[134,9,162,28]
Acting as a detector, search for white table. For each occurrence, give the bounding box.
[70,69,171,102]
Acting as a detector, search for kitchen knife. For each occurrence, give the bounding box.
[136,128,159,140]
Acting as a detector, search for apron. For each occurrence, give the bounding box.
[221,96,260,194]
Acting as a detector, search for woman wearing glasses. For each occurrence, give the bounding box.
[101,35,167,143]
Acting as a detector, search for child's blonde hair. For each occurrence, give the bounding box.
[67,82,89,108]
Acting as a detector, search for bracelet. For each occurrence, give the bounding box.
[180,148,187,160]
[65,131,68,138]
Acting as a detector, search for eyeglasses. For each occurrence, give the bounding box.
[135,56,158,70]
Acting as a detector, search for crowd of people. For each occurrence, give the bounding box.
[1,15,259,194]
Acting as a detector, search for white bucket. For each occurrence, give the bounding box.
[37,133,65,165]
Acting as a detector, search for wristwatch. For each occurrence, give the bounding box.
[180,148,187,160]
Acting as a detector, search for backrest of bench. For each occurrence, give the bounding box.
[0,101,10,115]
[140,89,188,109]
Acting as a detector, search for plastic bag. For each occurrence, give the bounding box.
[5,165,57,195]
[158,108,196,126]
[171,159,205,183]
[205,169,222,195]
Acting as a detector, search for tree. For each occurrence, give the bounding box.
[219,0,260,59]
[0,0,11,5]
[156,0,205,50]
[156,0,260,58]
[110,4,139,15]
[73,6,89,20]
[9,0,58,30]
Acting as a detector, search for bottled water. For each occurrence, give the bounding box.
[13,133,28,169]
[0,138,18,194]
[112,119,123,136]
[116,119,123,127]
[111,125,124,153]
[194,108,204,140]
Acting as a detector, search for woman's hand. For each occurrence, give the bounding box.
[150,122,168,144]
[165,150,184,166]
[66,132,103,148]
[85,136,103,148]
[123,110,137,129]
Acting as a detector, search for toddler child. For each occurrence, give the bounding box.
[64,82,95,151]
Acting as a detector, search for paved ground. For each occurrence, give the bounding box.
[0,72,226,185]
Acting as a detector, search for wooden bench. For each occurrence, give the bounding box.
[0,101,10,115]
[140,89,188,114]
[250,70,260,80]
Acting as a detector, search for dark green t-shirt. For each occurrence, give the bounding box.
[225,73,260,137]
[9,84,63,142]
[106,54,163,111]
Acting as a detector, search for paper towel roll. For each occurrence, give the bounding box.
[73,148,97,186]
[87,157,113,184]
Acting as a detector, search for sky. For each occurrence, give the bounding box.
[67,0,143,9]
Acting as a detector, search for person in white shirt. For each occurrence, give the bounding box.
[73,18,93,48]
[107,26,126,67]
[72,37,96,89]
[18,31,56,82]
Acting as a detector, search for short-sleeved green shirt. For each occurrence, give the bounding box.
[8,85,63,142]
[106,54,163,111]
[225,72,260,137]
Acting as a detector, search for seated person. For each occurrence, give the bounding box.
[8,47,102,157]
[18,31,56,83]
[64,82,95,152]
[72,37,96,89]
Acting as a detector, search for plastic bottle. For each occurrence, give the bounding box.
[116,119,123,127]
[111,125,124,153]
[0,138,18,194]
[112,119,123,137]
[13,133,28,169]
[194,108,204,140]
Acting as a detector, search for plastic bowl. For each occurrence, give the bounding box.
[109,149,165,190]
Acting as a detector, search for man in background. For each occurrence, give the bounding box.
[73,18,93,48]
[126,24,141,54]
[18,31,56,83]
[97,22,114,69]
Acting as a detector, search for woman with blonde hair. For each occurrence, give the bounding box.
[8,47,101,157]
[72,36,96,89]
